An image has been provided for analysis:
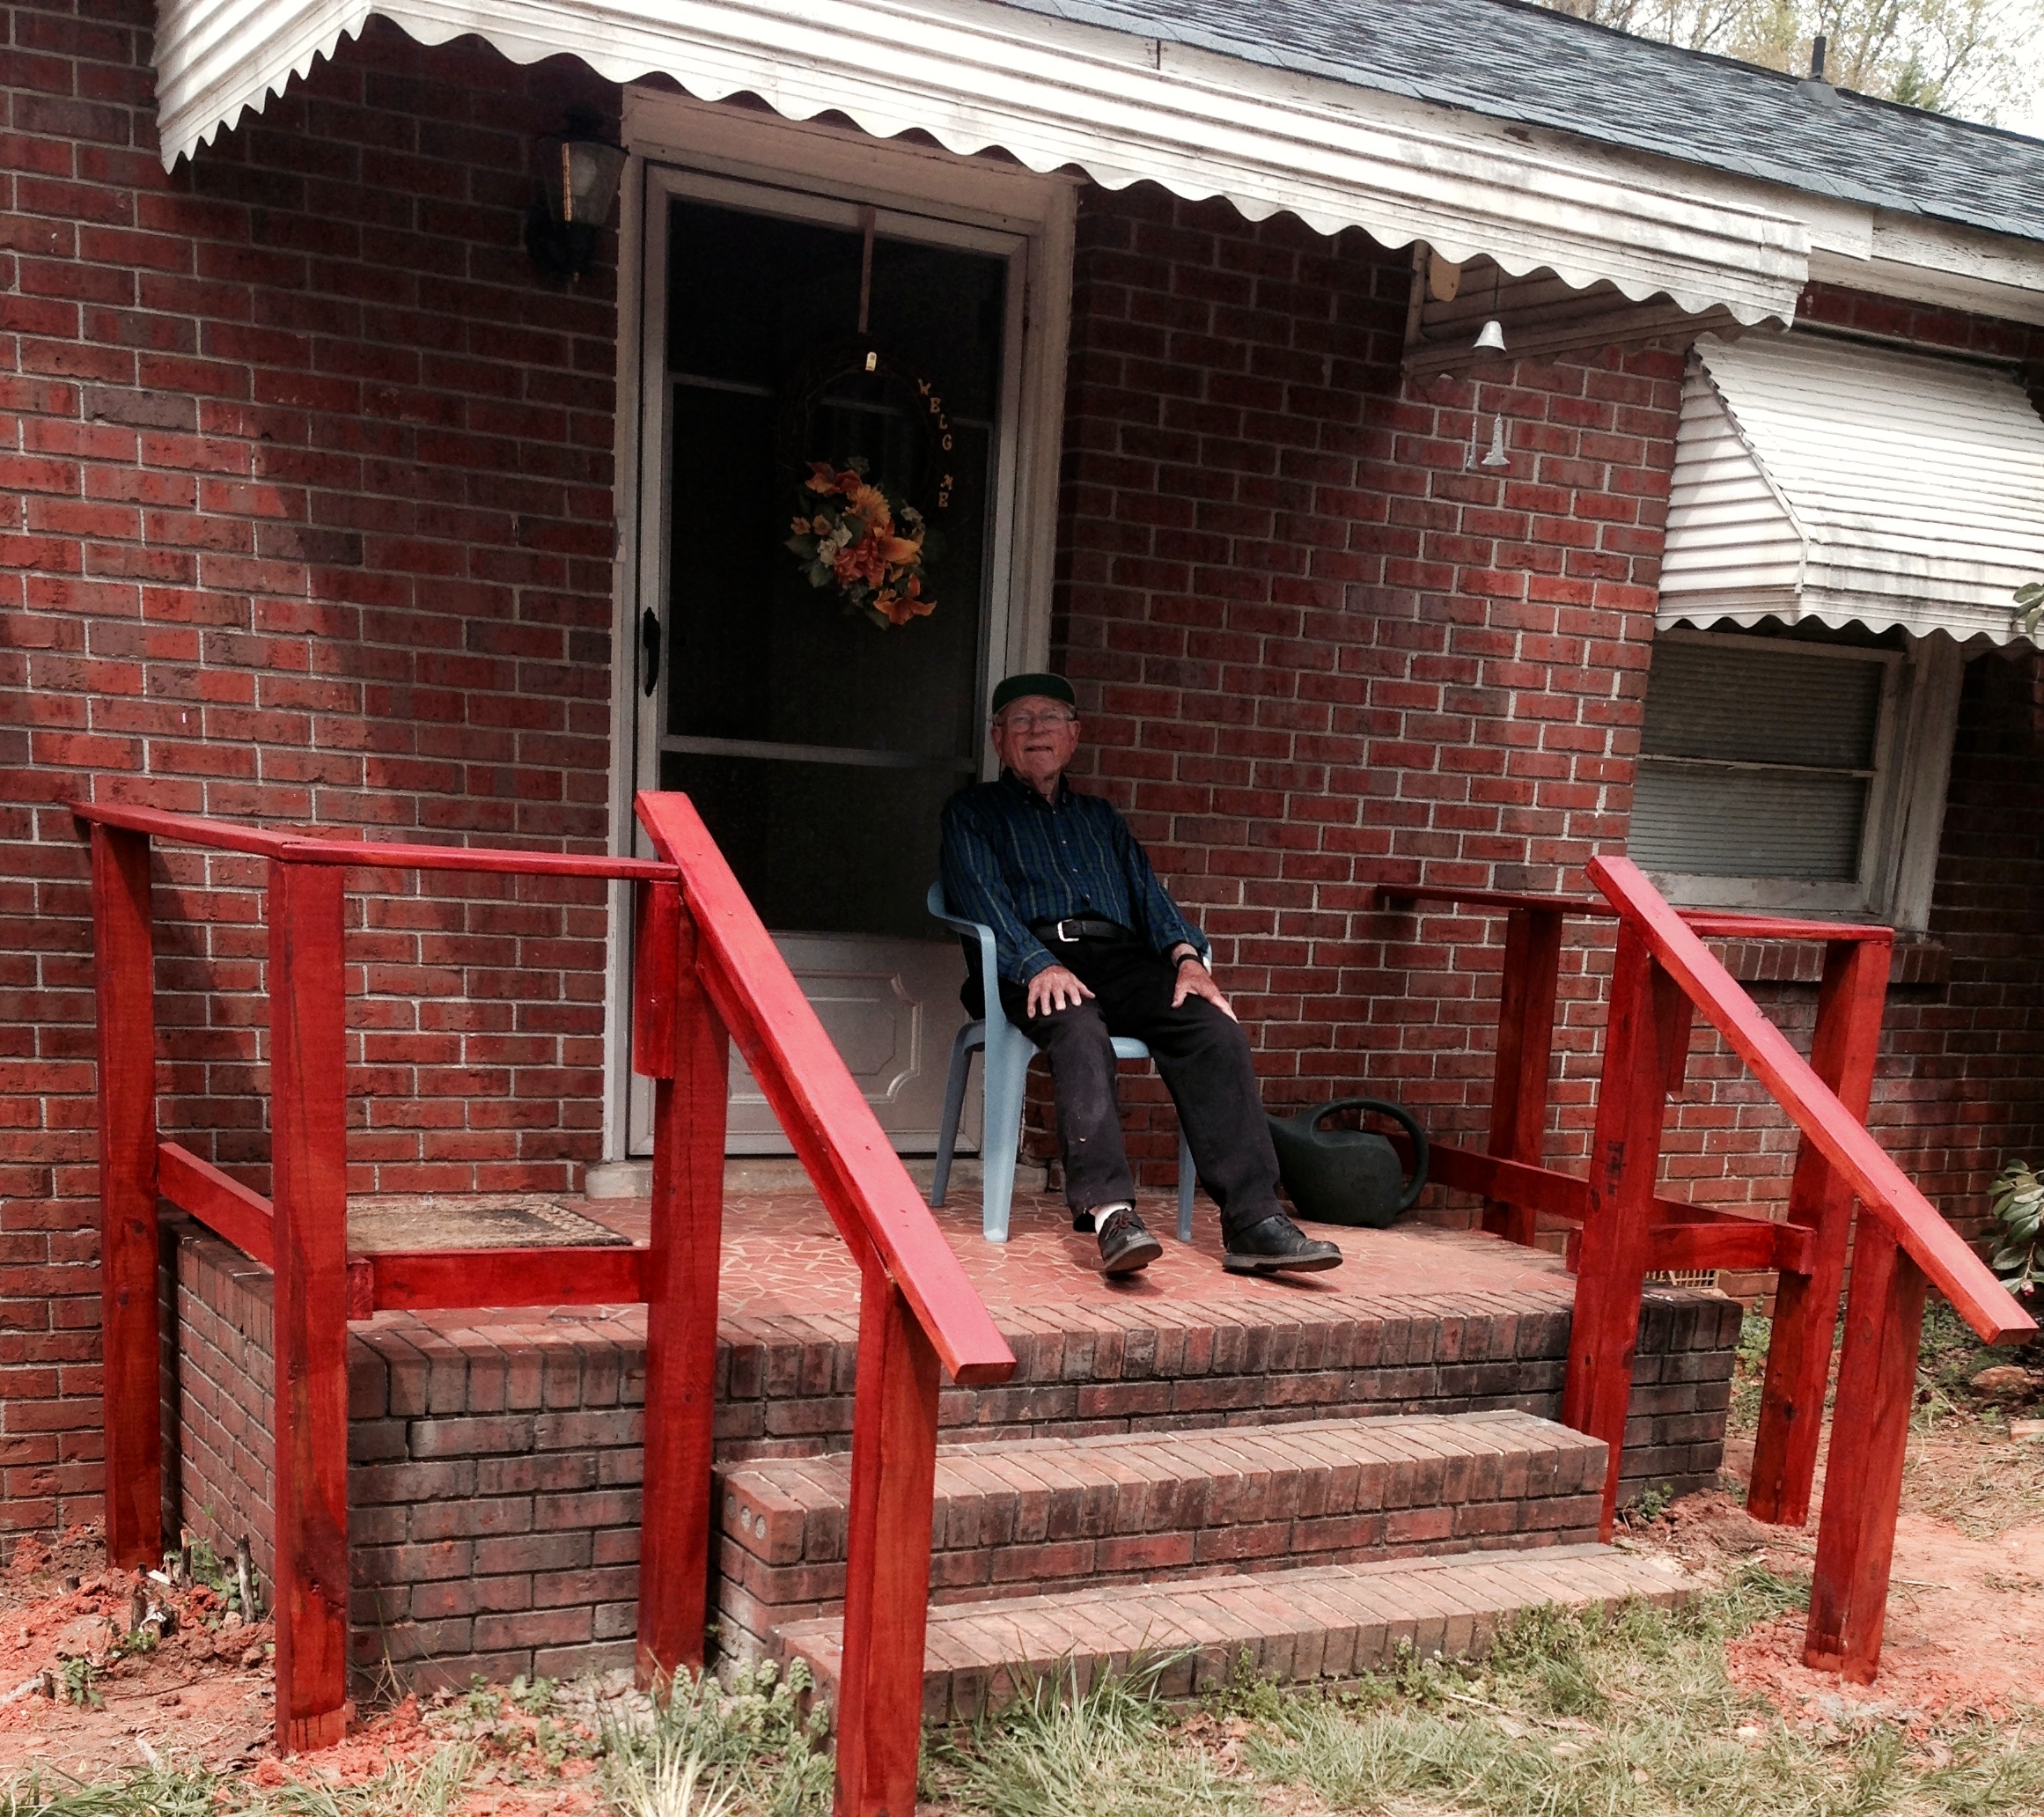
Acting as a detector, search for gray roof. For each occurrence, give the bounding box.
[996,0,2044,246]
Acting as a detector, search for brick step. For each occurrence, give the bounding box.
[715,1409,1607,1659]
[779,1543,1696,1724]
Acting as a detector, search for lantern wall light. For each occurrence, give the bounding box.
[525,108,628,279]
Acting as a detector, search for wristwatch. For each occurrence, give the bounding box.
[1174,950,1205,969]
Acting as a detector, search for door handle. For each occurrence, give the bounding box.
[640,608,661,696]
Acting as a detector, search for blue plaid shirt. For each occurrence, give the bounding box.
[939,770,1208,985]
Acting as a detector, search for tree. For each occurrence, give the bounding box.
[1540,0,2041,123]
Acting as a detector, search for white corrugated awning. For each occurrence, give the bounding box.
[1659,332,2044,646]
[151,0,1808,327]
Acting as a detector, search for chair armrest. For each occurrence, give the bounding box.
[926,881,1000,1002]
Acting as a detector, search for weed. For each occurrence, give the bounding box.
[1915,1298,2027,1430]
[55,1659,99,1710]
[1628,1481,1676,1525]
[1729,1306,1772,1431]
[604,1735,737,1817]
[0,1764,221,1817]
[599,1659,828,1817]
[930,1654,1254,1817]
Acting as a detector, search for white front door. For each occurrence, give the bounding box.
[627,161,1038,1156]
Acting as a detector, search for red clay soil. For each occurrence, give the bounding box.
[0,1526,276,1777]
[2,1420,2040,1784]
[0,1530,609,1808]
[1653,1426,2044,1735]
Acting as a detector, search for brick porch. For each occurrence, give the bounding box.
[164,1188,1739,1689]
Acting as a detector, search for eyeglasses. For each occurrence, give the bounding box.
[997,709,1077,731]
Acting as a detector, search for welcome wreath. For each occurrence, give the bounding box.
[780,343,954,630]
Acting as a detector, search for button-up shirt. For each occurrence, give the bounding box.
[939,769,1208,985]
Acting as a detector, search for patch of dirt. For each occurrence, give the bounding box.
[1641,1418,2044,1735]
[0,1527,278,1778]
[0,1532,618,1812]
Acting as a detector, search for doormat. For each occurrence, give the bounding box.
[346,1195,632,1254]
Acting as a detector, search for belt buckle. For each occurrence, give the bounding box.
[1054,917,1081,943]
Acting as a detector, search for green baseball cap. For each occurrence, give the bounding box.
[990,672,1077,716]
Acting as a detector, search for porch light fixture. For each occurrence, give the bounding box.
[525,109,627,278]
[1473,258,1506,354]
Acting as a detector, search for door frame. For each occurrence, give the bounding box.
[600,92,1077,1162]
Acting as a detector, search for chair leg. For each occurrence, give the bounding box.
[930,1023,982,1210]
[980,1019,1031,1244]
[1176,1125,1195,1243]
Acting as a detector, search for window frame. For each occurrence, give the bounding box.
[1630,625,1964,931]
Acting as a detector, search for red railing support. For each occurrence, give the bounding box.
[1805,1218,1929,1681]
[636,889,730,1684]
[268,860,352,1752]
[91,824,162,1570]
[73,794,1015,1781]
[1562,926,1680,1539]
[1747,934,1889,1526]
[835,1267,943,1817]
[1484,906,1562,1246]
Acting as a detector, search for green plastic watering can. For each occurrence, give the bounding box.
[1267,1097,1430,1229]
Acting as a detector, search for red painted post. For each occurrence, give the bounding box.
[636,892,729,1685]
[1804,1216,1928,1681]
[1563,926,1679,1539]
[268,860,351,1753]
[833,1262,943,1817]
[1484,907,1562,1246]
[91,824,162,1569]
[1749,935,1888,1526]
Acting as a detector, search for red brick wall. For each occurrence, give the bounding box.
[1047,185,1673,1182]
[6,9,2043,1551]
[1046,190,2044,1267]
[0,5,621,1536]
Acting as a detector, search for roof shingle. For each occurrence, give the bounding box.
[996,0,2044,246]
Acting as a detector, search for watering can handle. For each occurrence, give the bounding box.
[1303,1099,1431,1217]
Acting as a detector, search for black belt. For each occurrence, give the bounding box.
[1032,916,1130,945]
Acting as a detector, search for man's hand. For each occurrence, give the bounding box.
[1026,963,1095,1019]
[1171,954,1236,1021]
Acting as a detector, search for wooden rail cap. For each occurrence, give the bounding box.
[1589,854,2036,1348]
[635,790,1016,1388]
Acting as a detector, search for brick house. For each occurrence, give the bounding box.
[4,0,2043,1560]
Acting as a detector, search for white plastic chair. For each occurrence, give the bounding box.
[926,881,1195,1244]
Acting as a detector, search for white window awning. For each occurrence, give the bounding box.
[151,0,1808,327]
[1659,332,2044,647]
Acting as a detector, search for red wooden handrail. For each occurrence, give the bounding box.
[636,791,1013,1387]
[1374,880,1896,944]
[1379,860,2033,1689]
[72,800,682,881]
[633,791,1015,1817]
[78,794,1014,1813]
[1577,853,2034,1688]
[1588,857,2027,1346]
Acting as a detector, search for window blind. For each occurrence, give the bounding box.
[1631,638,1885,882]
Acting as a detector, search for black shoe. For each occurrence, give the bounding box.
[1223,1212,1342,1275]
[1095,1205,1162,1275]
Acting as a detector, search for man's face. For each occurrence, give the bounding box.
[990,695,1081,792]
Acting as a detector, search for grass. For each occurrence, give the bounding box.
[0,1661,832,1817]
[925,1568,2044,1817]
[10,1576,2039,1817]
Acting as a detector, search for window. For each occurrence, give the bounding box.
[1629,626,1964,929]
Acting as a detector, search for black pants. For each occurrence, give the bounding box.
[997,935,1284,1238]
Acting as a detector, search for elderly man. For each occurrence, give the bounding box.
[939,673,1342,1276]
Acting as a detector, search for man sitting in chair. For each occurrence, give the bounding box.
[939,673,1342,1277]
